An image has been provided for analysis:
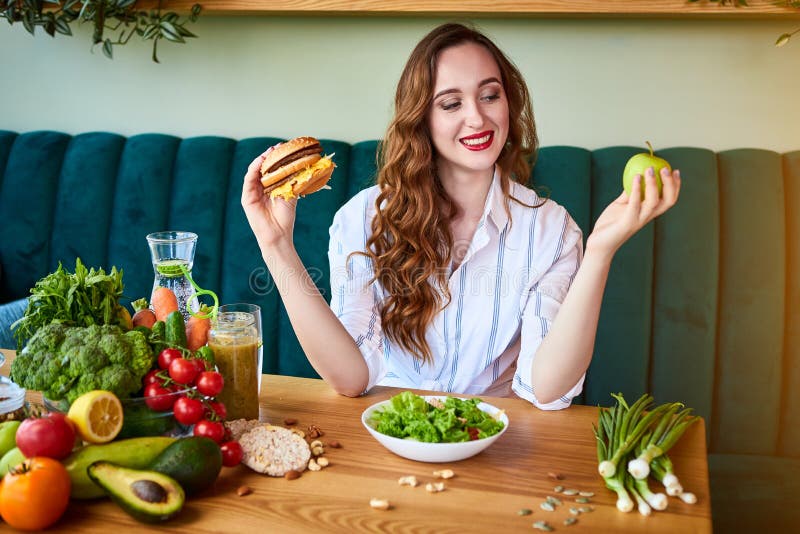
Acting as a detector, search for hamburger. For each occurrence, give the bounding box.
[259,136,335,200]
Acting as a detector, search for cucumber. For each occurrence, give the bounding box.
[148,437,222,496]
[63,436,176,499]
[151,320,166,343]
[165,311,187,349]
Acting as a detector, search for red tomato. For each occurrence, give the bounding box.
[190,357,208,374]
[193,419,225,443]
[144,383,176,411]
[220,441,243,467]
[0,457,71,530]
[206,401,227,421]
[143,369,162,387]
[15,413,76,460]
[173,396,204,425]
[158,348,182,370]
[169,358,200,385]
[196,371,224,397]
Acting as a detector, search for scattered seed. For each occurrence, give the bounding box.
[398,475,419,487]
[284,470,301,480]
[554,485,564,493]
[562,488,578,496]
[547,472,564,480]
[569,507,580,516]
[369,498,390,511]
[328,440,341,448]
[309,440,324,449]
[578,506,594,513]
[546,496,562,506]
[311,446,325,456]
[579,491,594,497]
[236,485,252,496]
[433,469,455,479]
[307,459,321,471]
[575,497,590,504]
[540,501,555,512]
[518,508,533,516]
[425,482,445,493]
[316,457,330,467]
[533,520,554,532]
[283,417,298,426]
[564,516,578,526]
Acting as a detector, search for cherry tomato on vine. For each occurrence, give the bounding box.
[158,348,182,370]
[220,441,243,467]
[193,419,225,443]
[206,400,227,420]
[143,369,162,387]
[173,396,204,425]
[169,357,200,385]
[196,371,224,397]
[144,383,175,411]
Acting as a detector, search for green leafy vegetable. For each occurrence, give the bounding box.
[11,258,127,350]
[370,391,504,443]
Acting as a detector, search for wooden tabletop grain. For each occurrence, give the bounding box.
[0,349,711,533]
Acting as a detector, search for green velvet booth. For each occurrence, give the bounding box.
[1,130,798,531]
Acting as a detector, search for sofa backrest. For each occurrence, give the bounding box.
[1,130,798,457]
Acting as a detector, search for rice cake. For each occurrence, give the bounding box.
[239,425,311,476]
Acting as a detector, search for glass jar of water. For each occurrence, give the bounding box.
[146,231,199,322]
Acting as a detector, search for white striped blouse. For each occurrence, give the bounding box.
[328,170,585,410]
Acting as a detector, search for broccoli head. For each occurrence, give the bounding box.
[11,323,156,402]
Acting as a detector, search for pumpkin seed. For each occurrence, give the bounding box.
[518,508,533,516]
[540,501,556,512]
[564,517,578,526]
[578,506,594,513]
[575,497,590,504]
[554,485,564,493]
[562,488,578,496]
[546,496,562,506]
[533,520,554,532]
[579,491,595,497]
[569,507,580,515]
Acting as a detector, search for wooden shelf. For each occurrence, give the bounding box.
[141,1,799,16]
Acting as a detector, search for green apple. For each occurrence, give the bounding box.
[0,420,21,459]
[0,446,26,475]
[622,141,671,200]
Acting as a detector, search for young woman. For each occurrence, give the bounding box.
[241,23,680,409]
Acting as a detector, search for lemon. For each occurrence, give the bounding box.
[68,390,124,444]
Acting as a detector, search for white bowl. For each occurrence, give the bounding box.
[361,395,509,463]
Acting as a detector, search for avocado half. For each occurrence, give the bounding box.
[88,461,185,523]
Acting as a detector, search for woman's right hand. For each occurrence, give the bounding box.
[241,152,298,252]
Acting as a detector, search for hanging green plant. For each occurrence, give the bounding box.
[687,0,800,47]
[0,0,202,63]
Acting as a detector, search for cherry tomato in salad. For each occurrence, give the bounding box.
[173,396,204,425]
[196,371,224,397]
[144,383,175,411]
[169,357,200,385]
[193,419,225,443]
[158,348,182,370]
[220,441,243,467]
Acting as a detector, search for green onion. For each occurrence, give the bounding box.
[628,404,697,479]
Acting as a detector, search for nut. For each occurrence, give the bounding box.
[433,469,454,479]
[397,475,419,487]
[311,446,325,456]
[547,472,564,480]
[290,428,306,439]
[328,440,341,448]
[369,498,391,511]
[284,470,301,480]
[308,459,322,471]
[284,417,298,426]
[307,425,324,439]
[309,440,324,449]
[316,457,330,467]
[236,485,253,496]
[425,482,445,493]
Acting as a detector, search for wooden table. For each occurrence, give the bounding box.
[0,349,711,533]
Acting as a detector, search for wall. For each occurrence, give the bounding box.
[1,15,798,151]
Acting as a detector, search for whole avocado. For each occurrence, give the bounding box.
[148,437,222,495]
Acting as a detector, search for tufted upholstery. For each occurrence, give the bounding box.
[1,131,798,530]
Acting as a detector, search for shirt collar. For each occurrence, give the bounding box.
[483,167,509,233]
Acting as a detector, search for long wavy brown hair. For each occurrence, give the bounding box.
[357,23,538,365]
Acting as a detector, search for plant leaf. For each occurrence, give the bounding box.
[102,38,113,59]
[159,20,184,43]
[775,33,792,47]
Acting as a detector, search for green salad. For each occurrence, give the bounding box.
[370,391,505,443]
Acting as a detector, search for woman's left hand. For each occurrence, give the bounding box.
[586,166,681,260]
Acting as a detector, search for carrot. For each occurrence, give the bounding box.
[185,305,211,351]
[152,287,179,323]
[132,308,157,328]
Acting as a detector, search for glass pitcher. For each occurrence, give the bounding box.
[146,231,199,322]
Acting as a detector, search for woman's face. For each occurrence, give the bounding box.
[428,42,509,181]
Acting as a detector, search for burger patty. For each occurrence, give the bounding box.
[265,145,321,173]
